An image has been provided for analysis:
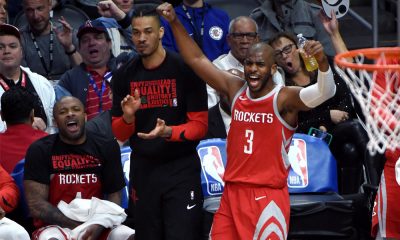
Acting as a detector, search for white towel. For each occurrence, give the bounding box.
[57,197,127,239]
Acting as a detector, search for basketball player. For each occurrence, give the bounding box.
[371,57,400,240]
[157,3,336,239]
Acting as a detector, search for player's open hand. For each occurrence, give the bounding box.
[121,89,141,124]
[157,3,176,22]
[137,118,172,139]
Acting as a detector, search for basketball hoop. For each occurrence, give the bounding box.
[334,47,400,155]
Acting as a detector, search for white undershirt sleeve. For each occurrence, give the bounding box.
[299,66,336,108]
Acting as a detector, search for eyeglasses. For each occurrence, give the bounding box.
[274,44,295,59]
[230,32,258,40]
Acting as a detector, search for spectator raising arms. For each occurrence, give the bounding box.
[56,20,115,121]
[20,0,82,82]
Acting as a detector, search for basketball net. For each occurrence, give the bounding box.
[334,47,400,155]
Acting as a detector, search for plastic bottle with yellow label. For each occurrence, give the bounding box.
[297,34,319,72]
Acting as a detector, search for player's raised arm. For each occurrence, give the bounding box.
[157,2,243,101]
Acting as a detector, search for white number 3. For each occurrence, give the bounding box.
[244,130,254,154]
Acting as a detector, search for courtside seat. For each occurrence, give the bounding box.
[8,159,35,235]
[289,192,357,239]
[120,146,132,209]
[13,4,90,31]
[10,159,29,218]
[287,133,338,194]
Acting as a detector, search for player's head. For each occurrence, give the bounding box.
[243,42,277,98]
[268,32,303,77]
[131,4,164,58]
[53,96,87,145]
[1,86,34,125]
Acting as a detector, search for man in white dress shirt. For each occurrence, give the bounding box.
[208,16,259,108]
[209,16,284,108]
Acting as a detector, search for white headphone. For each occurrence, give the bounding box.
[321,0,350,19]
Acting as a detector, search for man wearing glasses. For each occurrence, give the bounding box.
[209,16,284,108]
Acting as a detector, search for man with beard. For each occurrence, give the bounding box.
[56,19,115,121]
[20,0,82,82]
[24,96,135,239]
[111,4,208,240]
[157,3,336,239]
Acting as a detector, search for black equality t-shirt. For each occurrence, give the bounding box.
[24,132,125,207]
[112,50,207,161]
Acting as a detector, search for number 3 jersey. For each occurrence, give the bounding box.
[224,85,296,188]
[24,132,125,221]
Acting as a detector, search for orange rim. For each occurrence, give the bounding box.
[334,47,400,71]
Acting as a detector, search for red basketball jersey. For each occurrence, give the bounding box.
[224,85,296,187]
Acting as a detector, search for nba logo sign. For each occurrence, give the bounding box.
[287,139,309,188]
[198,146,225,196]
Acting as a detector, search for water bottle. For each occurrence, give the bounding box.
[297,34,319,72]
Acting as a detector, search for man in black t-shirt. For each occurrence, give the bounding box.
[24,96,135,239]
[111,5,208,240]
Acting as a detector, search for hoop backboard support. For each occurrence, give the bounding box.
[334,47,400,155]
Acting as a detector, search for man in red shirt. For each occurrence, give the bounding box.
[0,86,47,173]
[56,19,114,120]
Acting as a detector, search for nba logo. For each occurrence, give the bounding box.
[198,146,225,196]
[288,139,309,188]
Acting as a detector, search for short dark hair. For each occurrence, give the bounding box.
[1,86,34,124]
[131,4,161,27]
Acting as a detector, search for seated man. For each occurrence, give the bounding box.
[0,163,30,239]
[24,96,134,239]
[0,86,47,173]
[56,19,119,121]
[20,0,82,81]
[0,23,55,133]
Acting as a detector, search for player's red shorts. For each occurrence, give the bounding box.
[211,182,290,240]
[371,149,400,239]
